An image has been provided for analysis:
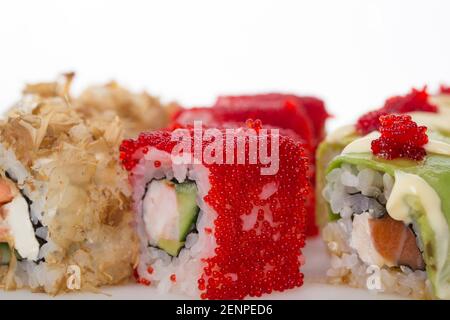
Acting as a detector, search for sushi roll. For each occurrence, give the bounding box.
[320,114,450,299]
[173,93,329,150]
[21,73,172,139]
[0,90,138,293]
[434,85,450,108]
[316,87,450,228]
[119,122,310,299]
[173,94,330,236]
[214,94,329,236]
[74,81,172,138]
[213,94,329,149]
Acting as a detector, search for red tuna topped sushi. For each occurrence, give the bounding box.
[214,94,329,148]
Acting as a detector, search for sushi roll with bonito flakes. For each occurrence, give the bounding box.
[318,109,450,299]
[0,88,138,293]
[21,73,172,140]
[74,80,172,139]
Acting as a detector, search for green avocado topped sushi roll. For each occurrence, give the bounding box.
[317,87,450,229]
[317,88,450,300]
[321,115,450,299]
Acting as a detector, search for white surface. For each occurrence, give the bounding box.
[0,237,407,300]
[0,0,449,130]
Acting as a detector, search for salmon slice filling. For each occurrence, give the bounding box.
[0,179,13,205]
[323,164,425,271]
[369,214,424,270]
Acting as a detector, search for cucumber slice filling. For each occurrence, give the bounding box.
[0,243,11,265]
[143,179,200,257]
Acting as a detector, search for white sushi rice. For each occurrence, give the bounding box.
[130,148,217,297]
[0,142,63,292]
[322,164,432,299]
[322,163,390,219]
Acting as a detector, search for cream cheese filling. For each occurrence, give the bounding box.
[3,193,40,261]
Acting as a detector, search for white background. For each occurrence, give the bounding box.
[0,0,449,129]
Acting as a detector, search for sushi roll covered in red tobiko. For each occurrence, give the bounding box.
[120,123,310,299]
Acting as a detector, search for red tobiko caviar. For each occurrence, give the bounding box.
[213,94,330,148]
[120,126,310,300]
[139,278,151,286]
[172,95,328,237]
[440,85,450,94]
[356,87,437,135]
[245,118,263,132]
[133,268,151,285]
[371,114,428,161]
[133,268,139,281]
[171,109,318,236]
[355,110,388,136]
[119,131,178,171]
